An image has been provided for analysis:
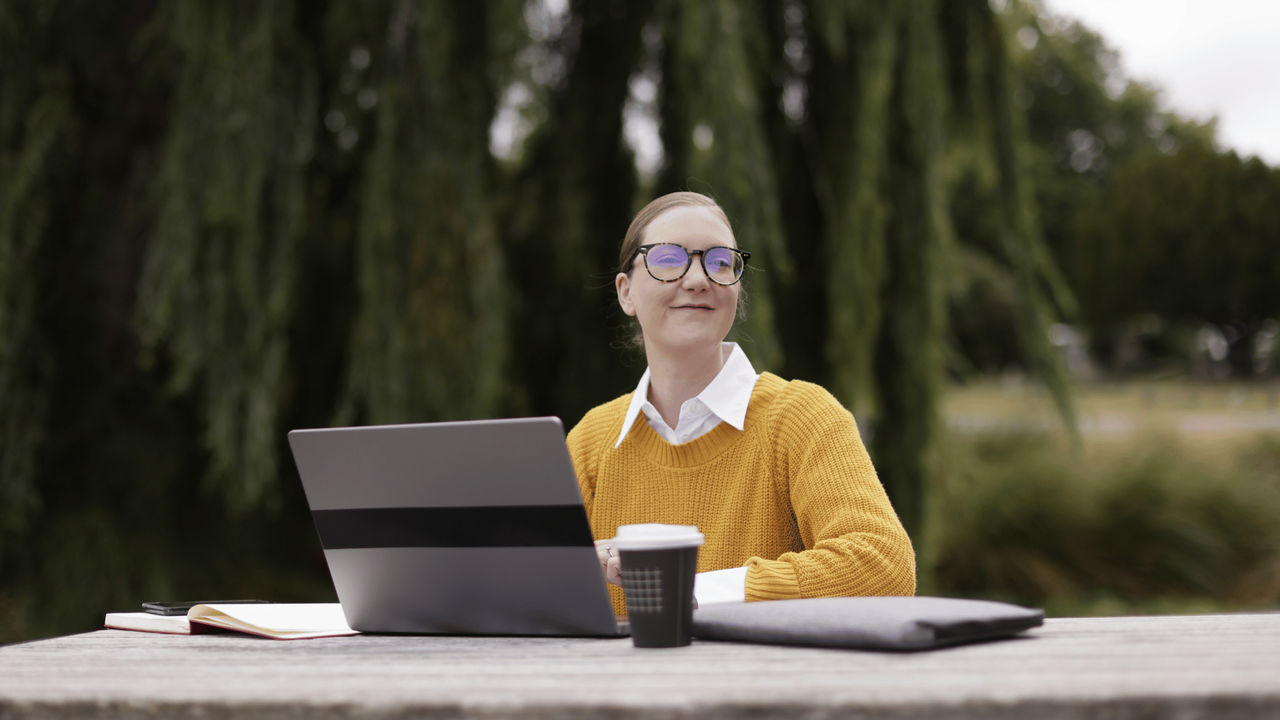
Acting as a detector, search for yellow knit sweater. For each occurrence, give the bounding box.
[568,372,916,614]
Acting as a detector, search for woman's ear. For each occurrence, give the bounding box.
[616,272,636,317]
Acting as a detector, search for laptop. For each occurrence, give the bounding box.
[287,417,626,636]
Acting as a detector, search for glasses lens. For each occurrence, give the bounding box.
[645,244,689,280]
[704,247,743,284]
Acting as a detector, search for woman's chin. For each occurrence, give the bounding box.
[648,330,729,355]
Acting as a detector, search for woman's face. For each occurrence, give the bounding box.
[616,205,741,358]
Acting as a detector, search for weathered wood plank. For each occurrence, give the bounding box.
[1,613,1277,719]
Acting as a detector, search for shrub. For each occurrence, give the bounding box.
[923,430,1280,615]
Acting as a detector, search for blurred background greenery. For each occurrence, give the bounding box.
[2,0,1277,644]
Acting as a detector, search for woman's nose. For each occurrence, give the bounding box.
[681,254,711,288]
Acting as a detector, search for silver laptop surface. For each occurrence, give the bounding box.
[288,417,624,636]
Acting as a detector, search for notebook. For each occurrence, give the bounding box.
[287,417,625,636]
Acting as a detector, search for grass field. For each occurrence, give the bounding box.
[945,378,1280,443]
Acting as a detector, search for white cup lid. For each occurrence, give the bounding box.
[611,523,705,551]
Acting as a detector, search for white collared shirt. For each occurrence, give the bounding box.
[613,342,758,605]
[614,342,759,448]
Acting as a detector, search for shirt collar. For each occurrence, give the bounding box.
[614,342,759,448]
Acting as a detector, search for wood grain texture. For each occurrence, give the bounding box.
[1,613,1278,719]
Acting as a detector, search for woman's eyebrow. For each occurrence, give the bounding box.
[670,234,728,246]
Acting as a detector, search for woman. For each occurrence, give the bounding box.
[567,191,915,612]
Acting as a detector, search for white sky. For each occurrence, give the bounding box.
[1041,0,1280,165]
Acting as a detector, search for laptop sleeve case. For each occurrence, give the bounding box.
[691,596,1043,651]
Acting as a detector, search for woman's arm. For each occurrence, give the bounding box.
[745,382,916,601]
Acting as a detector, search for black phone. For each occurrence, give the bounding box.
[141,600,270,616]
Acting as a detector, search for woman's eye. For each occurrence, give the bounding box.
[650,248,687,266]
[705,251,733,271]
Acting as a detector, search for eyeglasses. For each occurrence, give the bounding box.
[631,244,751,286]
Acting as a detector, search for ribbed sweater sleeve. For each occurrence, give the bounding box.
[744,381,916,601]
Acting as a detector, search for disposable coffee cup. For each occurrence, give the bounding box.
[613,523,704,648]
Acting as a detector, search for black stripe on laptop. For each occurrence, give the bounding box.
[311,506,595,549]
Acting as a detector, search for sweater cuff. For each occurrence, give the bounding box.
[744,559,799,602]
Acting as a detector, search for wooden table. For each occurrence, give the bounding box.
[1,613,1278,719]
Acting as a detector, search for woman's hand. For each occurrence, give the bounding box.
[594,539,623,587]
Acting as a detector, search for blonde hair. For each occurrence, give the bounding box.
[618,192,735,274]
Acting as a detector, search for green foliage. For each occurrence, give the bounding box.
[4,0,1274,644]
[805,0,898,408]
[137,1,318,512]
[944,0,1078,433]
[501,0,656,423]
[868,0,950,538]
[338,1,520,425]
[654,0,785,369]
[1074,141,1280,344]
[0,1,75,538]
[994,1,1276,376]
[927,431,1280,613]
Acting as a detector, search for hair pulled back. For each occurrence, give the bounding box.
[618,192,734,275]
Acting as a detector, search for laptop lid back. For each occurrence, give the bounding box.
[288,417,619,635]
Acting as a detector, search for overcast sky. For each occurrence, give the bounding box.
[1041,0,1280,165]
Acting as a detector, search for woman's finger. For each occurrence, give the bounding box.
[605,555,623,586]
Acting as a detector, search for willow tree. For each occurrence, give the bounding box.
[338,0,521,425]
[0,1,74,540]
[652,0,787,370]
[776,0,954,540]
[501,0,658,422]
[943,0,1076,425]
[137,2,319,512]
[872,0,951,540]
[803,1,901,411]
